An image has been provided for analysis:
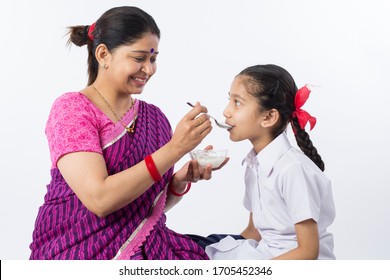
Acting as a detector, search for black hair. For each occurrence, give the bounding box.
[239,64,325,171]
[67,6,160,85]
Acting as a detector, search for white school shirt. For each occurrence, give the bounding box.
[206,133,336,260]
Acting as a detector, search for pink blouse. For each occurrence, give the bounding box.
[45,92,138,168]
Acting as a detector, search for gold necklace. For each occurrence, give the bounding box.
[92,85,136,134]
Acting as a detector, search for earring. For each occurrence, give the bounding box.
[100,62,108,69]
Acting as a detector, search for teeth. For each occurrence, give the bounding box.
[134,77,146,82]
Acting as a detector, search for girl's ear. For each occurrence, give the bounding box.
[95,44,110,68]
[260,109,280,128]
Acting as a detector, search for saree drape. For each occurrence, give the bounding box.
[30,100,208,260]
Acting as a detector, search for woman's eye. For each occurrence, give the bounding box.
[235,100,241,106]
[133,57,145,62]
[132,56,157,63]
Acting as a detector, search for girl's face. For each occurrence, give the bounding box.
[106,32,159,95]
[223,75,272,152]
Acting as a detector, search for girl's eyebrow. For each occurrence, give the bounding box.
[229,92,246,101]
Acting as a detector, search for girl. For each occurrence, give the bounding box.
[205,64,336,259]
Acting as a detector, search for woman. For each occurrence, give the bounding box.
[29,6,226,260]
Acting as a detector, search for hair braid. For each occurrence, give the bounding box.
[291,118,325,171]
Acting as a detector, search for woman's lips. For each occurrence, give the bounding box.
[131,76,148,86]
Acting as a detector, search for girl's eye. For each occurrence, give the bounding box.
[227,96,240,106]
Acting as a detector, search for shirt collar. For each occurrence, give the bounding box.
[242,132,292,177]
[242,148,259,169]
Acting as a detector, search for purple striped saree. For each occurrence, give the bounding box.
[29,100,208,260]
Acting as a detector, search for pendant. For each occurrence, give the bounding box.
[125,120,136,134]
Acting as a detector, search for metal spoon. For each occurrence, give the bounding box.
[187,102,232,130]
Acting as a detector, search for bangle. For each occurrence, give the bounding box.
[169,181,191,197]
[145,154,162,181]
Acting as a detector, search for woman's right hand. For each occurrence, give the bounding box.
[170,102,212,156]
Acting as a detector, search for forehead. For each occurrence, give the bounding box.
[117,33,160,52]
[132,33,159,47]
[230,76,252,98]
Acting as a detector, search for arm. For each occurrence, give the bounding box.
[272,219,319,260]
[164,167,195,213]
[240,213,261,241]
[58,103,212,218]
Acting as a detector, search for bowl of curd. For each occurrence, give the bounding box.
[189,149,228,168]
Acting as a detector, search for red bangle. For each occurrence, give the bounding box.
[169,181,191,197]
[145,154,162,181]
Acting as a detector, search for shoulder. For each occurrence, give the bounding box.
[45,92,103,166]
[50,92,93,113]
[140,100,164,113]
[46,92,101,135]
[277,148,330,185]
[48,92,99,121]
[139,100,170,122]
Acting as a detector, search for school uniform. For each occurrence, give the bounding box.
[206,133,336,260]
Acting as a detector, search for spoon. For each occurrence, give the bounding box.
[187,102,232,130]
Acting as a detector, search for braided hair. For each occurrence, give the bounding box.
[238,64,325,171]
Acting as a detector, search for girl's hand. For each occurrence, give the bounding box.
[174,145,230,183]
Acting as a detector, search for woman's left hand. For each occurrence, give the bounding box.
[165,145,229,211]
[174,145,229,183]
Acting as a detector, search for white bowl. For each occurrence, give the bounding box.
[189,149,228,168]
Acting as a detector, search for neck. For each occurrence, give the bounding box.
[251,135,274,154]
[92,84,133,112]
[92,84,134,121]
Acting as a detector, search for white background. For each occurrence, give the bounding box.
[1,0,389,260]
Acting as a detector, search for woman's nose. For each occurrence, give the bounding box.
[142,61,154,75]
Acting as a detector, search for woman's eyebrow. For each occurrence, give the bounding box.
[130,50,159,55]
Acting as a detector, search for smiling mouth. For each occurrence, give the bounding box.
[132,76,148,84]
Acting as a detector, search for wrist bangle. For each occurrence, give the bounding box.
[145,154,162,182]
[169,181,191,197]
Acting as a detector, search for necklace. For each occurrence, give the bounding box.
[92,84,136,134]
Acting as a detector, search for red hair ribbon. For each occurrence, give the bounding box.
[292,84,316,131]
[87,22,96,40]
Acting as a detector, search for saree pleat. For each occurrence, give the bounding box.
[30,100,208,260]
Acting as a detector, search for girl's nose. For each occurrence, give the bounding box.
[223,104,230,118]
